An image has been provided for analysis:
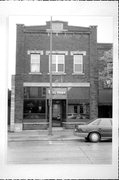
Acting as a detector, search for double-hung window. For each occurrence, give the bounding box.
[50,54,65,73]
[74,54,83,73]
[30,54,40,73]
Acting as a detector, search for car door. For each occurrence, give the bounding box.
[87,119,101,133]
[98,119,112,138]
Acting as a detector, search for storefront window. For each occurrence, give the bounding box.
[23,99,46,119]
[24,87,46,98]
[80,104,83,114]
[79,104,89,119]
[74,105,78,113]
[30,87,39,98]
[23,87,46,119]
[68,103,89,119]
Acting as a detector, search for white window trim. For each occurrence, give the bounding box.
[29,72,42,75]
[46,51,68,55]
[27,50,43,55]
[72,72,85,75]
[48,54,65,74]
[70,51,86,56]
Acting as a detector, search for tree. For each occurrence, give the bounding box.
[99,48,113,88]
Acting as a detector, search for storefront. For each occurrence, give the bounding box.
[23,86,90,129]
[10,22,100,131]
[46,88,67,127]
[98,89,112,118]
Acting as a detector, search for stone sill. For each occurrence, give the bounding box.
[72,73,85,75]
[47,73,66,75]
[29,72,42,75]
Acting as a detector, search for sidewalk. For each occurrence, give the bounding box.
[8,128,79,142]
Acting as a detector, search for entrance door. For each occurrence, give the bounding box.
[52,100,61,127]
[47,100,66,127]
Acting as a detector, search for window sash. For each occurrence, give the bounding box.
[31,54,40,72]
[49,54,65,73]
[74,55,83,73]
[31,64,40,72]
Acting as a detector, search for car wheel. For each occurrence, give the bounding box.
[88,132,101,143]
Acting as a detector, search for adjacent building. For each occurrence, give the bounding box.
[10,21,112,131]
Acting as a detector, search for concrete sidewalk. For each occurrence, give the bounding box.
[8,128,79,142]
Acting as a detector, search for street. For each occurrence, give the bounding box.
[7,139,112,164]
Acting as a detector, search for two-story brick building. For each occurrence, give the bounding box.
[10,21,112,131]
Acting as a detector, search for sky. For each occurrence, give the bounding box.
[8,15,113,89]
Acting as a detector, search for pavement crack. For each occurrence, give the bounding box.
[79,146,94,164]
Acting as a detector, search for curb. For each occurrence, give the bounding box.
[8,130,78,142]
[8,136,79,142]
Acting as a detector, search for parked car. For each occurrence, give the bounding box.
[80,114,89,119]
[68,113,89,120]
[74,118,112,142]
[67,113,77,119]
[57,114,61,120]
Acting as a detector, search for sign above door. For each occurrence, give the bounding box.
[47,88,67,99]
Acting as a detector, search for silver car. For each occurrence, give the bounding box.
[74,118,112,142]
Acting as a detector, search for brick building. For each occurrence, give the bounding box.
[10,21,112,131]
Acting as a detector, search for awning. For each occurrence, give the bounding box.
[67,87,89,102]
[99,89,112,105]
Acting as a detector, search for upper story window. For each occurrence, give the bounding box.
[30,54,40,73]
[71,51,86,75]
[28,50,43,74]
[73,54,83,73]
[49,54,65,73]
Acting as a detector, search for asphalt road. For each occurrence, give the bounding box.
[7,139,112,164]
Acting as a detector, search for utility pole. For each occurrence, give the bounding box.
[49,16,53,135]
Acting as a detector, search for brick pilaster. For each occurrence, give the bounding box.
[16,24,25,74]
[89,26,98,120]
[14,74,24,131]
[10,75,15,131]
